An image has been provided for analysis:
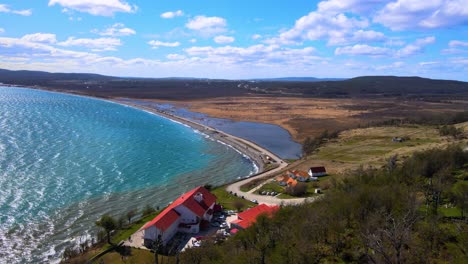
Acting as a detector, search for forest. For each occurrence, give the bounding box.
[180,145,468,264]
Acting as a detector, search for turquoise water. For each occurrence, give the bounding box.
[0,87,255,263]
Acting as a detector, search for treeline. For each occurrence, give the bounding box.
[302,130,340,155]
[180,145,468,263]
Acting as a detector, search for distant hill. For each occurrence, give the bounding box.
[250,77,346,82]
[0,69,467,100]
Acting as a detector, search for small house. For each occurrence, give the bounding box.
[308,166,327,177]
[275,175,290,186]
[294,171,310,182]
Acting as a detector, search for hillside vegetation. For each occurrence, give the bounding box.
[1,69,468,100]
[181,145,468,264]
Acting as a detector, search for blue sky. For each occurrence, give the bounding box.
[0,0,467,80]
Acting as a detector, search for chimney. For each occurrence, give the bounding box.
[194,192,203,203]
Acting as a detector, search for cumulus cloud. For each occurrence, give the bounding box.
[396,36,435,57]
[374,0,468,30]
[148,40,180,48]
[252,34,262,40]
[335,44,391,56]
[352,30,386,42]
[21,33,57,44]
[449,40,468,48]
[318,0,386,14]
[0,4,32,16]
[270,12,368,45]
[0,28,4,34]
[167,54,186,60]
[161,10,183,19]
[92,23,136,36]
[186,16,227,35]
[184,44,319,65]
[214,35,235,44]
[58,37,122,51]
[48,0,137,16]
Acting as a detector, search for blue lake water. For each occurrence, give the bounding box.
[118,100,303,159]
[0,87,255,263]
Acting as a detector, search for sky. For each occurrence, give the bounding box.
[0,0,467,80]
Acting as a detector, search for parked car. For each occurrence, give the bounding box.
[251,199,258,204]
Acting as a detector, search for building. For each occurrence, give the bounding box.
[142,186,217,247]
[275,175,290,186]
[230,204,279,229]
[293,170,310,182]
[308,166,327,177]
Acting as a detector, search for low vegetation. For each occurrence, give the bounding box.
[180,145,468,263]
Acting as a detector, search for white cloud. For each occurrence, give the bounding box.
[167,54,186,60]
[148,40,181,48]
[0,4,32,16]
[184,44,319,65]
[186,16,227,35]
[396,36,435,57]
[318,0,387,14]
[214,35,235,44]
[449,40,468,48]
[374,0,468,30]
[48,0,137,16]
[335,44,391,56]
[189,38,197,43]
[21,33,57,44]
[58,37,122,51]
[252,34,262,40]
[271,12,368,45]
[92,23,136,36]
[352,30,386,42]
[0,28,4,34]
[160,10,183,19]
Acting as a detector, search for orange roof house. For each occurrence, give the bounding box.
[230,204,279,229]
[142,186,217,247]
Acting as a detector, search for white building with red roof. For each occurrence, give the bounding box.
[142,186,217,247]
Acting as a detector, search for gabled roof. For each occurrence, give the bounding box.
[309,166,326,173]
[142,209,180,231]
[275,175,289,182]
[294,170,309,178]
[287,177,298,187]
[232,204,279,229]
[143,186,217,230]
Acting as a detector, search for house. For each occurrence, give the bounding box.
[308,166,327,177]
[230,204,279,229]
[286,170,297,179]
[286,177,298,188]
[142,186,217,247]
[293,170,310,182]
[275,175,290,186]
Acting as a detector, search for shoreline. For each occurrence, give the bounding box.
[2,84,299,206]
[1,84,286,177]
[110,99,285,175]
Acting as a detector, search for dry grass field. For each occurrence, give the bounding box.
[148,97,468,143]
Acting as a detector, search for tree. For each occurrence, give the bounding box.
[96,215,117,244]
[127,210,136,224]
[142,205,156,216]
[285,182,308,197]
[233,200,245,212]
[451,182,468,218]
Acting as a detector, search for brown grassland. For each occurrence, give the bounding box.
[144,96,468,142]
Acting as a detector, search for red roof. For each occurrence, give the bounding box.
[142,209,180,231]
[231,204,279,229]
[309,166,326,173]
[143,186,217,230]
